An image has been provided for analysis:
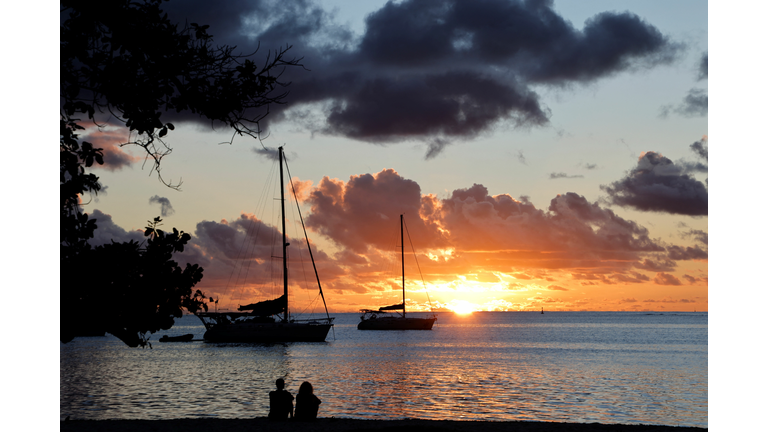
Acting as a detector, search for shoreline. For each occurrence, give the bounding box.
[59,418,706,431]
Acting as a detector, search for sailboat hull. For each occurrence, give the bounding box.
[357,316,436,330]
[202,321,333,343]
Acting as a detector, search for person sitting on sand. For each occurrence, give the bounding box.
[268,378,294,420]
[294,381,321,421]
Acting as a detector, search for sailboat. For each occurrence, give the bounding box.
[358,214,437,330]
[196,147,334,342]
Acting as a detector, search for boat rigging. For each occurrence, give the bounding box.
[196,146,334,342]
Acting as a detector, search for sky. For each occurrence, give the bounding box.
[28,2,768,428]
[71,0,713,314]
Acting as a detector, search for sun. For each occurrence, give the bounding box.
[449,300,477,315]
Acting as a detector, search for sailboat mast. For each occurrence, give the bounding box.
[401,214,405,317]
[279,146,289,322]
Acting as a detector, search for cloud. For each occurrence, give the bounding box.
[288,177,314,202]
[666,245,707,260]
[304,169,448,253]
[149,195,175,217]
[184,213,348,296]
[516,150,528,165]
[698,52,708,81]
[252,146,280,161]
[92,166,705,310]
[689,136,708,161]
[87,209,146,246]
[681,229,708,245]
[306,169,666,274]
[643,297,696,303]
[659,52,708,118]
[572,271,650,285]
[80,124,142,170]
[675,88,708,116]
[159,0,680,157]
[653,272,682,286]
[613,271,651,284]
[600,151,708,215]
[634,258,676,272]
[683,274,706,285]
[549,172,584,179]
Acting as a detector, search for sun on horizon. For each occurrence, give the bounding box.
[448,300,478,315]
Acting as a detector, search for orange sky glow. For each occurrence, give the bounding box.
[175,168,707,314]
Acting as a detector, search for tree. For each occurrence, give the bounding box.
[60,0,301,346]
[60,218,206,347]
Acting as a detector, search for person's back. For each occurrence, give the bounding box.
[268,379,293,420]
[294,381,321,421]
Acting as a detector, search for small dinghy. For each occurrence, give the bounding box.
[159,334,194,342]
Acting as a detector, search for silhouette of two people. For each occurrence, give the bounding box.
[268,378,321,421]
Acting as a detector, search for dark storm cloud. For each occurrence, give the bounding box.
[160,0,680,157]
[149,195,175,217]
[601,151,708,216]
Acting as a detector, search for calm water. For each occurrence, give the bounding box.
[60,312,707,427]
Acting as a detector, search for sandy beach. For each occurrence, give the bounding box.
[59,418,706,432]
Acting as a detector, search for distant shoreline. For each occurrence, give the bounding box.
[59,418,706,432]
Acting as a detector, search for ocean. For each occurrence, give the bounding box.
[60,311,707,427]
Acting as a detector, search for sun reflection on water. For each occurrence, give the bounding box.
[61,312,708,427]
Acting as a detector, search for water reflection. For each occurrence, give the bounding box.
[61,313,707,427]
[61,338,294,419]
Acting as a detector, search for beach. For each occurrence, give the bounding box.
[59,418,706,432]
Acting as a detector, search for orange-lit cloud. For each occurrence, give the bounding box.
[653,272,683,286]
[79,124,142,170]
[121,168,707,312]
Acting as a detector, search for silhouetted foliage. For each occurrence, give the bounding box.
[61,0,301,183]
[61,218,206,347]
[60,0,301,347]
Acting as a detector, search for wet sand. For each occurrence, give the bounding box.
[59,418,706,432]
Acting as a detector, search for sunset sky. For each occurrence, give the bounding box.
[73,0,709,313]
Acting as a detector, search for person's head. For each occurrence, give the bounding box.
[275,378,285,390]
[299,381,313,395]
